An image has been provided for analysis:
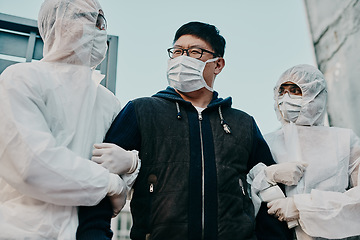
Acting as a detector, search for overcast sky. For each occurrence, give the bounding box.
[0,0,315,134]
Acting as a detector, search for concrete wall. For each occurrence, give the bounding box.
[304,0,360,135]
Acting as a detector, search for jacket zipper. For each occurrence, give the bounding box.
[198,111,205,240]
[147,174,157,239]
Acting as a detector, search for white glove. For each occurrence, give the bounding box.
[121,159,141,192]
[265,162,308,186]
[107,173,127,217]
[92,143,139,175]
[267,197,299,222]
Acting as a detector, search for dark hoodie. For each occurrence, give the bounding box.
[77,87,292,240]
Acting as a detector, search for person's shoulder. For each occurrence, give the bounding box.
[226,106,252,119]
[0,62,47,87]
[132,95,168,106]
[96,85,121,110]
[97,84,118,100]
[132,96,154,102]
[1,62,35,78]
[229,107,250,115]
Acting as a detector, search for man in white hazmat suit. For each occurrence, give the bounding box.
[0,0,140,239]
[250,64,360,240]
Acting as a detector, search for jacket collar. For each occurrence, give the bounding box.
[153,86,232,110]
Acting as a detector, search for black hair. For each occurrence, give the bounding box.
[173,21,226,57]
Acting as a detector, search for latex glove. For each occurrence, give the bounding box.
[265,161,308,186]
[122,159,141,192]
[92,143,139,175]
[267,197,299,222]
[107,173,127,217]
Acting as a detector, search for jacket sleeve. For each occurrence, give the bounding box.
[77,101,140,240]
[248,118,293,240]
[0,68,112,206]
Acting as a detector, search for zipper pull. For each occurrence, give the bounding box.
[198,112,203,121]
[148,174,157,193]
[239,179,245,195]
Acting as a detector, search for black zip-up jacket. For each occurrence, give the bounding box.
[77,87,292,240]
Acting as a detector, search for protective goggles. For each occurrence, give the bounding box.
[278,83,302,98]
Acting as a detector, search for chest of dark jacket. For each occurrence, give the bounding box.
[130,97,256,240]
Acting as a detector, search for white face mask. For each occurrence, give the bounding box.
[278,93,302,123]
[90,28,108,68]
[167,55,218,92]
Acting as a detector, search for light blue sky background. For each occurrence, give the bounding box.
[0,0,316,135]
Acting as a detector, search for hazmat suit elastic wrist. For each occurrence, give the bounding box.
[121,158,141,193]
[127,150,139,174]
[107,173,126,196]
[247,162,274,215]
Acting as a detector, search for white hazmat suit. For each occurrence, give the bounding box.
[0,0,132,239]
[265,65,360,239]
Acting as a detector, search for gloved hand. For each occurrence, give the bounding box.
[267,197,299,222]
[92,143,139,175]
[122,159,141,192]
[107,173,127,217]
[265,161,308,186]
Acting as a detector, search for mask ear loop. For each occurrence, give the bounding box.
[201,57,219,92]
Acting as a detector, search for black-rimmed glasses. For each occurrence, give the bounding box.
[167,47,217,59]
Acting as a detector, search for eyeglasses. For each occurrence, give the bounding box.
[278,84,302,98]
[96,13,107,30]
[167,47,217,59]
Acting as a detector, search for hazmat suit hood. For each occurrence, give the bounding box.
[273,64,327,126]
[38,0,107,68]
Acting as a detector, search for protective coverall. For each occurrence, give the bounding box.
[0,0,127,239]
[264,64,360,239]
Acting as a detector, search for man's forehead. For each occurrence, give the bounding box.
[174,35,211,49]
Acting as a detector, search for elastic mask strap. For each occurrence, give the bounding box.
[205,57,219,64]
[203,58,219,92]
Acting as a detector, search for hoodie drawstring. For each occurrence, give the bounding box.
[176,102,182,119]
[219,106,231,134]
[175,103,231,134]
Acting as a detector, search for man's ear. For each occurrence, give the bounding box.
[214,58,225,75]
